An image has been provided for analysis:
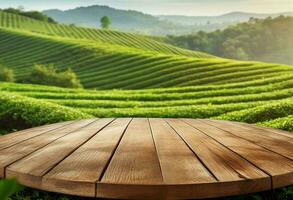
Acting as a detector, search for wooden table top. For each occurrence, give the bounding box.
[0,118,292,199]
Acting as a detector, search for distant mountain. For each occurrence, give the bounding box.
[158,11,293,25]
[44,6,293,35]
[43,5,183,35]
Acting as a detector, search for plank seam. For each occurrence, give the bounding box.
[164,119,219,182]
[180,119,255,180]
[184,119,273,180]
[0,121,76,151]
[3,119,97,179]
[196,119,276,190]
[205,120,293,161]
[148,118,165,184]
[40,118,116,178]
[270,176,274,192]
[233,121,293,140]
[235,122,293,147]
[95,118,133,196]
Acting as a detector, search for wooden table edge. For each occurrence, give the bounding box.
[96,177,271,199]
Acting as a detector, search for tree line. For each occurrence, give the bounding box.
[0,7,57,24]
[165,16,293,61]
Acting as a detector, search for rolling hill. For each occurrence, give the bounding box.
[0,11,204,57]
[159,11,293,26]
[43,5,176,35]
[0,10,292,199]
[0,10,292,132]
[43,5,293,35]
[0,11,293,89]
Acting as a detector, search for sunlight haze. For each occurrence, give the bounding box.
[0,0,292,15]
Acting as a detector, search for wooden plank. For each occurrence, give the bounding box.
[42,118,131,197]
[232,121,293,139]
[0,118,292,199]
[149,118,214,184]
[165,118,271,196]
[206,119,293,160]
[166,119,268,181]
[6,118,113,189]
[0,121,73,151]
[0,119,95,178]
[98,118,164,199]
[186,119,293,188]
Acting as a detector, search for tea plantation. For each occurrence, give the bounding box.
[0,77,292,132]
[1,11,293,89]
[0,10,292,200]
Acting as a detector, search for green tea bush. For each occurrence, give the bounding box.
[0,91,92,131]
[26,65,82,89]
[260,115,293,132]
[216,101,293,123]
[0,65,15,82]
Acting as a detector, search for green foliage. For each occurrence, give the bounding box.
[0,65,15,82]
[0,179,23,200]
[260,115,293,132]
[221,186,293,200]
[27,65,82,89]
[216,101,293,123]
[0,78,292,126]
[0,91,92,130]
[10,187,90,200]
[1,8,57,23]
[166,16,293,64]
[100,16,111,29]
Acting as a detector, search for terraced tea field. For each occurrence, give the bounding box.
[0,10,292,131]
[1,74,292,132]
[0,11,209,57]
[1,11,293,89]
[0,10,292,199]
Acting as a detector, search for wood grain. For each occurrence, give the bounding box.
[186,119,293,188]
[0,121,73,151]
[231,121,293,139]
[149,118,214,184]
[206,119,293,160]
[43,118,131,197]
[97,118,165,199]
[0,119,95,178]
[6,119,113,188]
[166,119,267,182]
[0,118,292,199]
[100,118,163,184]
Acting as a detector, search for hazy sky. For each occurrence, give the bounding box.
[0,0,293,16]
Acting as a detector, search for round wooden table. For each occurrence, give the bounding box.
[0,118,292,199]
